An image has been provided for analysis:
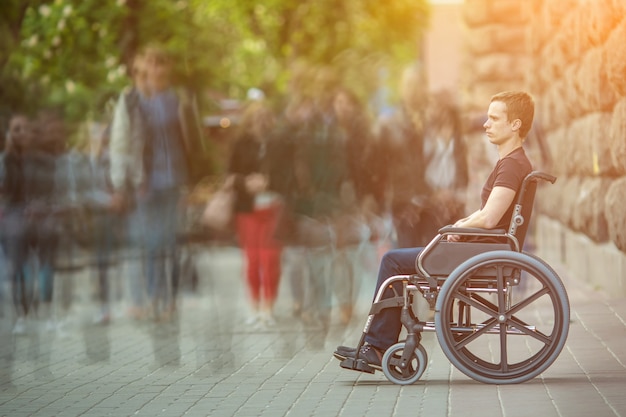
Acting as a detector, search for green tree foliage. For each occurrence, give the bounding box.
[193,0,429,102]
[1,0,126,122]
[0,0,429,124]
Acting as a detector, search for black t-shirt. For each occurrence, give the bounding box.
[480,147,533,230]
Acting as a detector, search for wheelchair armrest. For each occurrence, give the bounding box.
[438,225,507,236]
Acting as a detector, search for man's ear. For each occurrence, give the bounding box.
[511,118,522,132]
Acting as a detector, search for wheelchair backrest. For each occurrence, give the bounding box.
[508,171,556,250]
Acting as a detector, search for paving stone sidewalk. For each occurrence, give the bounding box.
[0,247,625,417]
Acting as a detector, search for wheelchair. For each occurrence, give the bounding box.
[336,171,570,385]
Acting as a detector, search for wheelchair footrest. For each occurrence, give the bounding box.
[339,357,376,374]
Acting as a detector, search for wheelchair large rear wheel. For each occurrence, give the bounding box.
[435,251,569,384]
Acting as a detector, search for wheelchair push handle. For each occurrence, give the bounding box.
[526,171,556,184]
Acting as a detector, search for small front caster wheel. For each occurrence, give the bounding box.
[382,342,428,385]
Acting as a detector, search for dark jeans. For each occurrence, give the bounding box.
[93,210,120,306]
[364,247,423,351]
[2,207,58,316]
[136,188,181,308]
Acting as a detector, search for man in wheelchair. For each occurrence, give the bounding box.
[334,91,535,371]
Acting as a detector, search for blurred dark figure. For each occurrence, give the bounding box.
[53,118,120,326]
[273,95,315,321]
[227,100,286,326]
[418,90,469,237]
[1,119,9,317]
[375,64,430,248]
[2,113,60,334]
[297,66,348,331]
[331,87,375,325]
[89,123,117,324]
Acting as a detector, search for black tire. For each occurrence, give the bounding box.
[381,342,428,385]
[435,251,569,384]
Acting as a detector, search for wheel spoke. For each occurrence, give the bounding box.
[496,264,507,315]
[507,286,550,316]
[507,315,552,344]
[453,317,499,349]
[500,319,508,372]
[497,265,509,372]
[454,291,498,319]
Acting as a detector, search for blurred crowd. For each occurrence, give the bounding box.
[225,62,468,331]
[0,46,470,342]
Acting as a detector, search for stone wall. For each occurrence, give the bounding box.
[460,0,626,296]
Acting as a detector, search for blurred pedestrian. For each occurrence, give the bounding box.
[86,120,121,324]
[421,90,469,231]
[273,95,315,320]
[109,52,150,320]
[331,87,374,324]
[2,112,59,333]
[375,64,430,248]
[227,100,285,326]
[109,45,204,321]
[54,113,99,330]
[0,120,9,317]
[73,116,120,324]
[2,114,33,333]
[296,65,347,329]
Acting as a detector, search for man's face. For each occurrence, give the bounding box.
[483,100,514,145]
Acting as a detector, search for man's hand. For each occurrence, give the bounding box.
[446,218,466,242]
[447,233,462,242]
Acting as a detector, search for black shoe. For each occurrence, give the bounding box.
[335,344,382,369]
[333,345,356,360]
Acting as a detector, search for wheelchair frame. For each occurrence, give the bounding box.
[338,171,570,385]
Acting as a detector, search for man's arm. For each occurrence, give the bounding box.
[447,186,516,241]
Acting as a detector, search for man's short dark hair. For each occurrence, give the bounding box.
[491,91,535,139]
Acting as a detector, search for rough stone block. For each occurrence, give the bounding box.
[582,0,622,46]
[605,177,626,253]
[576,47,618,113]
[571,177,610,243]
[606,19,626,96]
[559,11,585,62]
[560,176,582,229]
[609,98,626,175]
[464,0,529,27]
[470,54,527,82]
[564,118,592,176]
[544,0,579,30]
[611,0,626,14]
[466,25,527,55]
[564,65,585,120]
[589,112,618,176]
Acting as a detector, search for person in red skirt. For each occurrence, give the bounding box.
[227,99,290,327]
